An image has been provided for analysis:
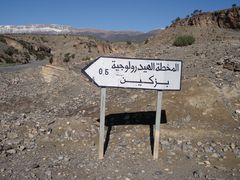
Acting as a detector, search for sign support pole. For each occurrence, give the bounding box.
[153,91,163,160]
[99,88,106,159]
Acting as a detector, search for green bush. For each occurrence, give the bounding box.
[144,38,149,44]
[173,35,195,46]
[5,57,15,64]
[5,46,18,56]
[82,56,91,61]
[0,36,6,44]
[63,53,71,62]
[126,41,132,45]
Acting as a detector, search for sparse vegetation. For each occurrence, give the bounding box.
[5,56,15,64]
[63,53,75,62]
[144,38,149,44]
[191,9,202,16]
[36,53,46,60]
[24,52,31,61]
[63,53,71,62]
[173,35,195,46]
[0,36,7,44]
[82,56,91,61]
[171,17,181,24]
[126,41,132,45]
[40,36,48,43]
[5,46,18,56]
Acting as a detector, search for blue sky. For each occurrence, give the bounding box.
[0,0,238,32]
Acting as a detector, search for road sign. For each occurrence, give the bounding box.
[82,56,183,160]
[82,56,182,90]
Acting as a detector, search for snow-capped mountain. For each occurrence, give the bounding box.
[0,24,73,34]
[0,24,161,42]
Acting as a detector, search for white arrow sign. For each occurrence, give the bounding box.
[82,56,182,90]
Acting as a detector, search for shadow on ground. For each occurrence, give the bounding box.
[97,110,167,155]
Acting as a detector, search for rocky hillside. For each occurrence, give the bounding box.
[0,35,52,64]
[171,7,240,29]
[0,34,137,66]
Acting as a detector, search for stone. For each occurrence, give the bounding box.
[45,170,52,180]
[193,170,203,178]
[204,160,211,165]
[58,156,64,160]
[211,153,219,158]
[235,109,240,115]
[183,115,191,122]
[200,54,206,59]
[230,143,235,150]
[22,113,27,119]
[63,156,70,162]
[15,121,21,126]
[81,119,87,123]
[18,145,25,151]
[214,165,227,171]
[31,164,40,169]
[223,147,228,152]
[7,132,18,139]
[154,170,163,176]
[204,146,213,153]
[6,149,16,154]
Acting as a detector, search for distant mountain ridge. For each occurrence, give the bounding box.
[0,24,161,42]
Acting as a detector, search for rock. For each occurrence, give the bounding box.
[22,113,27,119]
[177,140,182,144]
[200,54,206,59]
[45,170,52,180]
[47,128,52,134]
[230,143,235,150]
[235,109,240,115]
[204,160,211,165]
[18,145,25,151]
[197,142,202,146]
[31,164,40,169]
[15,121,21,126]
[130,94,138,100]
[7,132,18,139]
[81,119,87,123]
[214,165,227,171]
[193,170,203,178]
[211,153,219,158]
[58,156,64,160]
[39,128,46,133]
[217,58,224,65]
[47,120,55,125]
[154,170,163,176]
[6,149,16,154]
[222,146,228,152]
[125,133,131,137]
[182,115,191,122]
[204,146,214,153]
[161,140,170,150]
[223,57,240,71]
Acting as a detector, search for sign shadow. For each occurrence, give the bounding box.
[98,110,167,155]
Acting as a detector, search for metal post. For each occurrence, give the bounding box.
[99,88,106,159]
[153,91,163,160]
